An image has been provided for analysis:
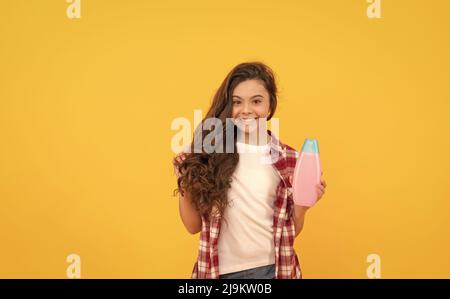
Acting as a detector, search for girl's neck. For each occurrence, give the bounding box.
[237,130,271,146]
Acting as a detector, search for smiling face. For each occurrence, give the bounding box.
[231,79,271,138]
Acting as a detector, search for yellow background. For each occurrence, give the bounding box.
[1,0,449,278]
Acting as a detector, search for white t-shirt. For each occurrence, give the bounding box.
[217,140,281,275]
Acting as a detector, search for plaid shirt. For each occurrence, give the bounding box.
[174,130,302,279]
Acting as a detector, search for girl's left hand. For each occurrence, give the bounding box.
[316,174,327,202]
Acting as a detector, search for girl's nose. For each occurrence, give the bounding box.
[242,102,252,114]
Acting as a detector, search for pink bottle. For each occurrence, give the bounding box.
[292,139,322,207]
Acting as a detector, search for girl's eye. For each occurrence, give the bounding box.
[233,101,241,105]
[253,99,261,104]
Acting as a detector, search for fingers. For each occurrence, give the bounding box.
[174,154,187,178]
[316,183,325,201]
[316,184,325,192]
[316,186,324,200]
[175,153,187,164]
[317,174,327,200]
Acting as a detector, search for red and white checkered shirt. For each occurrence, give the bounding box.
[174,130,302,279]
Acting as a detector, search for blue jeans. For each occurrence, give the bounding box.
[220,264,275,279]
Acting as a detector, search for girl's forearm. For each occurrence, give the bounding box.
[178,191,202,234]
[293,205,309,237]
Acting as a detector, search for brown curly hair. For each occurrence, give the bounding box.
[173,62,278,220]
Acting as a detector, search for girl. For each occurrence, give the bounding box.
[173,62,327,279]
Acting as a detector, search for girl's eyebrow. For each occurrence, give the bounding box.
[232,95,264,99]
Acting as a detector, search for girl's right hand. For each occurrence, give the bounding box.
[174,153,187,178]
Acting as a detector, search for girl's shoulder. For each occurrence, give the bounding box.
[267,130,299,159]
[268,140,298,187]
[277,140,300,160]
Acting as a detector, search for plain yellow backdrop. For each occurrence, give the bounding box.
[0,0,449,278]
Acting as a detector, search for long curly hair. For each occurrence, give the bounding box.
[173,62,278,220]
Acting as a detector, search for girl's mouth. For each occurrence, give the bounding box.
[240,118,256,125]
[235,118,258,125]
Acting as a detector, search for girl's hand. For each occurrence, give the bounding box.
[293,173,327,237]
[316,173,327,202]
[174,153,187,178]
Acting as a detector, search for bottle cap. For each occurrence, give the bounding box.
[301,138,319,154]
